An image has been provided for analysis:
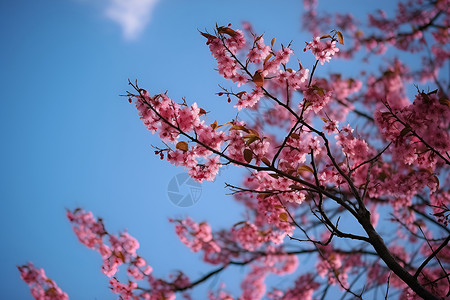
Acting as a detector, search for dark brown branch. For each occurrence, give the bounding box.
[414,230,450,281]
[383,100,450,165]
[271,119,301,167]
[336,99,375,122]
[357,212,440,300]
[410,204,450,234]
[349,142,392,175]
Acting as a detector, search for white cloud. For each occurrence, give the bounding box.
[104,0,159,40]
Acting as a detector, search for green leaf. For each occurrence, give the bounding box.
[298,165,314,174]
[400,126,411,137]
[200,31,215,40]
[271,37,276,47]
[245,136,259,146]
[253,71,264,87]
[243,149,253,163]
[261,157,271,166]
[255,33,264,43]
[176,141,189,152]
[336,31,344,45]
[313,85,325,96]
[210,120,218,130]
[230,124,247,131]
[264,53,273,65]
[217,26,237,37]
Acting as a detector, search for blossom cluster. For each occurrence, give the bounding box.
[19,2,450,298]
[171,217,221,254]
[204,26,246,84]
[304,36,340,65]
[135,90,223,182]
[239,250,299,299]
[315,243,361,290]
[67,209,154,299]
[375,90,450,169]
[18,263,68,300]
[267,274,320,300]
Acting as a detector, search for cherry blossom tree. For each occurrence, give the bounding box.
[19,0,449,299]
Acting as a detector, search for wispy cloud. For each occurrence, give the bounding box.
[104,0,159,40]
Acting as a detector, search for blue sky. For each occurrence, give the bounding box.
[0,1,403,299]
